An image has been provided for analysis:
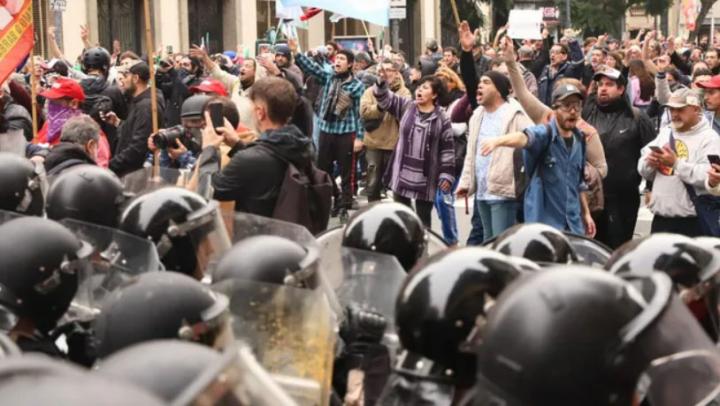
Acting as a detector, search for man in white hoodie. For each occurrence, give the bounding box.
[639,88,720,236]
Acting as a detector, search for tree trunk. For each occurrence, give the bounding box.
[690,0,716,42]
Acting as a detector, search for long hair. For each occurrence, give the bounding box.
[434,66,466,92]
[628,59,655,101]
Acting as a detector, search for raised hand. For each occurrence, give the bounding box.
[458,21,475,52]
[287,37,299,54]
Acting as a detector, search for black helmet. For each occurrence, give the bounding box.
[97,340,222,402]
[181,95,211,119]
[93,272,230,358]
[491,223,578,265]
[0,217,91,332]
[342,202,427,271]
[0,152,44,216]
[474,268,720,406]
[212,235,317,287]
[46,165,124,228]
[395,247,522,387]
[82,47,111,73]
[119,187,230,278]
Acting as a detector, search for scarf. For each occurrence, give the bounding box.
[47,102,82,144]
[324,70,352,122]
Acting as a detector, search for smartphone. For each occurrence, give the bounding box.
[209,103,224,130]
[649,146,663,153]
[709,154,720,166]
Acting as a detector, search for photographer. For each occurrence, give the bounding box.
[146,94,212,170]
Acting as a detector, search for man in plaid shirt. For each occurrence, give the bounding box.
[289,38,365,218]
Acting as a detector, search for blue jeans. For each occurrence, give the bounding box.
[477,200,518,241]
[434,180,459,245]
[466,200,485,246]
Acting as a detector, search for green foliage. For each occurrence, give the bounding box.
[559,0,671,35]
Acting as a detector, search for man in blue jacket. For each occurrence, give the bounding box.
[537,41,585,106]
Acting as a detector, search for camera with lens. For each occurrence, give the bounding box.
[152,125,200,151]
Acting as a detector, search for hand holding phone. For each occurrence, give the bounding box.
[649,146,664,154]
[708,154,720,166]
[209,103,224,131]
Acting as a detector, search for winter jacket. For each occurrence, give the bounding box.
[209,64,259,135]
[155,68,198,128]
[537,41,585,106]
[639,119,720,217]
[582,93,656,194]
[44,142,96,175]
[80,74,127,153]
[360,79,411,151]
[459,99,534,198]
[109,88,165,177]
[3,99,32,141]
[199,124,314,217]
[374,83,455,202]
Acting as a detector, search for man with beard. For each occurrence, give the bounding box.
[583,67,655,248]
[639,88,720,235]
[104,62,166,177]
[537,41,585,106]
[479,84,596,236]
[155,54,203,127]
[582,46,607,87]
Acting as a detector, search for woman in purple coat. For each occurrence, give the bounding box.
[373,75,455,227]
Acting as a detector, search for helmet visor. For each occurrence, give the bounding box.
[0,129,27,156]
[120,167,194,199]
[642,350,720,406]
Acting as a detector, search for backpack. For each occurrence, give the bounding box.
[257,144,333,234]
[81,93,114,122]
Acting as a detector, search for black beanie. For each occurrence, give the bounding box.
[483,71,511,100]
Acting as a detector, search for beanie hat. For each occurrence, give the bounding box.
[483,71,511,100]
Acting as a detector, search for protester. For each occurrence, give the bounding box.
[44,115,101,175]
[537,35,585,106]
[35,77,86,146]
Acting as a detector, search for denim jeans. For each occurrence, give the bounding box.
[434,180,459,245]
[477,200,518,241]
[466,201,485,246]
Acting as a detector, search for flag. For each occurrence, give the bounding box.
[0,0,33,85]
[278,0,390,27]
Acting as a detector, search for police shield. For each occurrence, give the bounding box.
[642,350,720,406]
[59,218,162,321]
[212,279,336,406]
[564,233,612,268]
[120,166,194,198]
[172,344,298,406]
[0,129,27,156]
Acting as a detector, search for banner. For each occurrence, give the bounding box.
[0,0,33,85]
[279,0,390,27]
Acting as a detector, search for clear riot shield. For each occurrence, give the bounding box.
[212,279,336,406]
[172,344,298,406]
[0,129,27,156]
[0,209,24,226]
[59,218,162,322]
[333,247,406,331]
[564,233,612,268]
[120,166,194,198]
[642,350,720,406]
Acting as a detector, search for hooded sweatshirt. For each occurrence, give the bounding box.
[638,119,720,217]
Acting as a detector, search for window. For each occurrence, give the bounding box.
[97,0,143,54]
[188,0,224,54]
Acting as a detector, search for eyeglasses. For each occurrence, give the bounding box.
[556,102,582,112]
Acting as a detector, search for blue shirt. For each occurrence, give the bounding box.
[523,119,586,234]
[475,103,511,201]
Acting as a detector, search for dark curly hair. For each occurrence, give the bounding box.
[417,75,447,105]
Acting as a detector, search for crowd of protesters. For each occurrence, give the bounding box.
[4,21,720,245]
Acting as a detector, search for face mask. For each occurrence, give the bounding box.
[47,102,80,144]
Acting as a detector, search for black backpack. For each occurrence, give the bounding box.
[257,144,333,234]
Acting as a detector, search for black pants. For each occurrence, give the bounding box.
[651,215,702,237]
[317,131,355,209]
[365,148,392,202]
[593,192,640,249]
[394,195,433,228]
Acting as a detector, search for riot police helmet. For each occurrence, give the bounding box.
[0,217,91,333]
[46,165,124,228]
[0,152,45,216]
[342,202,427,271]
[93,272,230,358]
[490,223,578,265]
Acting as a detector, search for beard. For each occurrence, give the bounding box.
[123,83,136,98]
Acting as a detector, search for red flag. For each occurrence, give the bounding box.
[300,7,323,21]
[0,0,33,85]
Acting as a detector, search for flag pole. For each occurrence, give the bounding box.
[30,55,38,142]
[450,0,462,28]
[143,0,160,178]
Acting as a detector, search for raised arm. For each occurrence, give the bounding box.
[288,38,332,85]
[502,37,551,124]
[458,21,480,109]
[373,80,412,120]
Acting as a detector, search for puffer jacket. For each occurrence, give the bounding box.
[360,78,411,151]
[458,98,534,198]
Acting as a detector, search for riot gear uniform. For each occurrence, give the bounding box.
[93,272,231,358]
[342,202,427,271]
[0,152,45,216]
[46,165,124,228]
[474,268,720,406]
[119,187,230,278]
[490,223,578,265]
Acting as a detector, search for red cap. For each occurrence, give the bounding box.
[697,75,720,89]
[189,79,229,97]
[39,78,85,101]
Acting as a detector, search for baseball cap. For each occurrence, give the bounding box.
[552,83,584,105]
[696,75,720,89]
[39,77,85,101]
[189,79,229,97]
[593,67,623,82]
[664,88,703,109]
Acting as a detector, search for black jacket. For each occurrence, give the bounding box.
[156,68,200,127]
[109,88,165,177]
[582,94,656,194]
[80,75,127,154]
[44,142,96,175]
[199,124,314,217]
